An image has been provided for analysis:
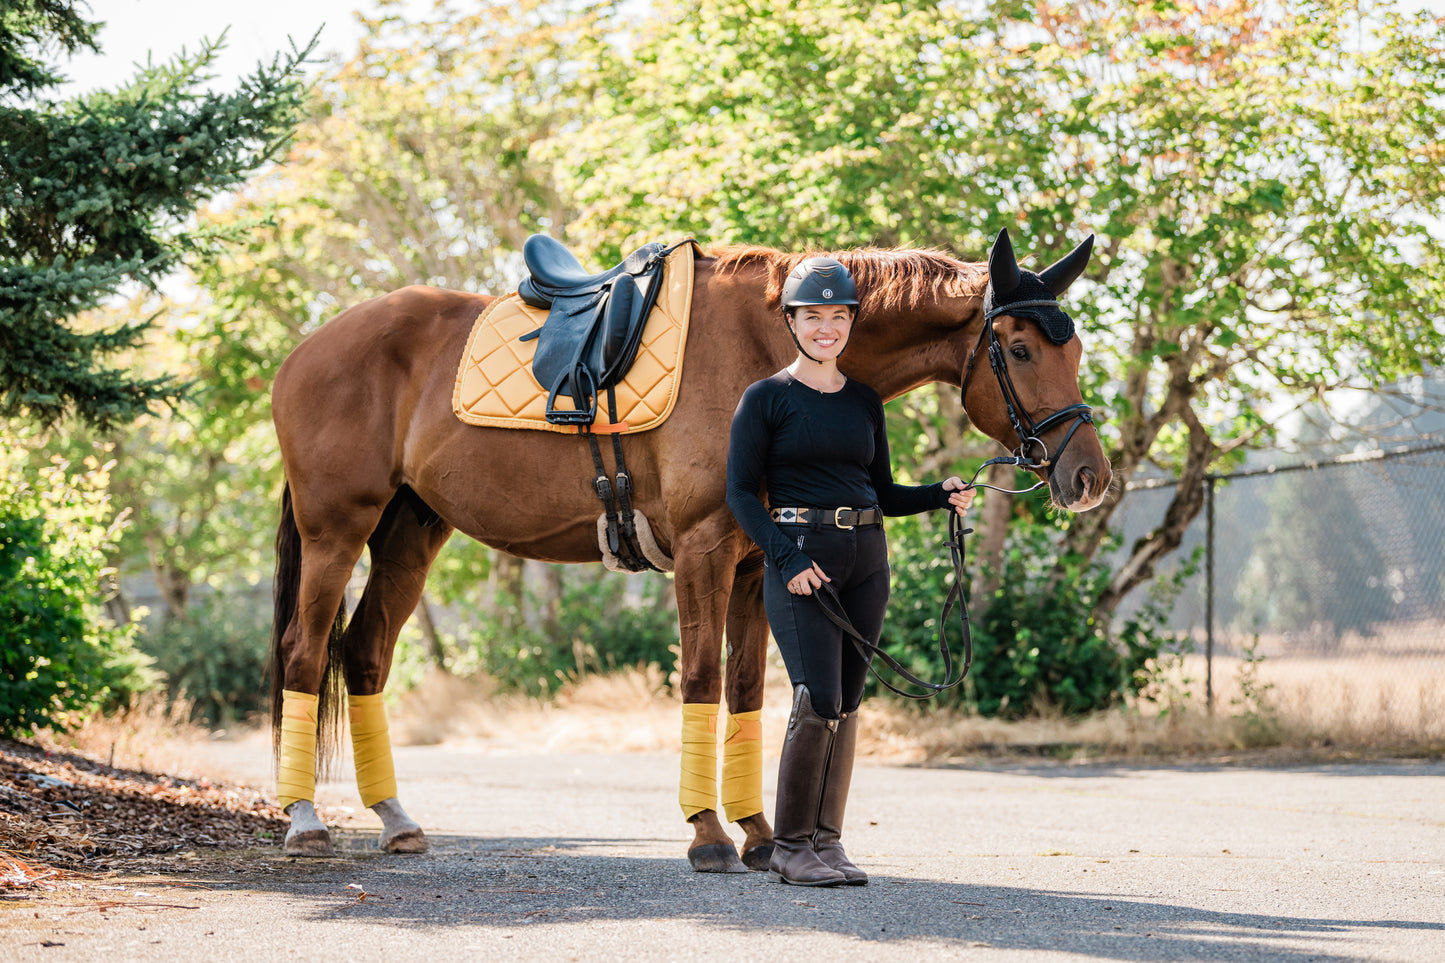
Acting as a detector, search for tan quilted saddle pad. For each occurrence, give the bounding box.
[453,243,695,434]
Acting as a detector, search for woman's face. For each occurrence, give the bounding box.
[789,304,855,361]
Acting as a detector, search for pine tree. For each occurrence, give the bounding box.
[0,0,314,429]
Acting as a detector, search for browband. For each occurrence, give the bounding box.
[984,298,1061,321]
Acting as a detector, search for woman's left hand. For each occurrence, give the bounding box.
[942,476,975,517]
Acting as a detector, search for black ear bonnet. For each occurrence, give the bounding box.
[982,228,1094,345]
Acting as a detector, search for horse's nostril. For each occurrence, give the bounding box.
[1077,466,1095,497]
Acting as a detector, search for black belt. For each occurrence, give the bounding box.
[769,506,882,529]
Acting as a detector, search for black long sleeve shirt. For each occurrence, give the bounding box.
[725,371,950,582]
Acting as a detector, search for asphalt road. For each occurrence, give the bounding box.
[4,747,1443,962]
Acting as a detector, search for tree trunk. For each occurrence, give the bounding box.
[414,591,448,673]
[487,552,526,631]
[971,461,1016,618]
[536,562,564,638]
[1095,406,1215,617]
[103,582,131,628]
[153,562,190,622]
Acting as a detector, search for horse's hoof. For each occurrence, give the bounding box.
[381,828,428,854]
[741,841,775,872]
[284,828,334,857]
[688,842,748,874]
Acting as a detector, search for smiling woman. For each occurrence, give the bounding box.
[724,255,977,887]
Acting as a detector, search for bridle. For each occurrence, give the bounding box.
[811,297,1101,699]
[959,299,1096,495]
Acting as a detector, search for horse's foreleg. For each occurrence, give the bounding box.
[343,497,453,853]
[722,552,773,871]
[673,523,747,873]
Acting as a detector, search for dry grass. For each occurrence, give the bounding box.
[388,653,1445,762]
[35,650,1441,789]
[32,693,225,777]
[389,665,687,753]
[1179,652,1445,751]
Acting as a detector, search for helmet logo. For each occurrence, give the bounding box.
[822,288,833,298]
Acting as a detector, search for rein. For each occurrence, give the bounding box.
[813,510,974,699]
[817,300,1098,699]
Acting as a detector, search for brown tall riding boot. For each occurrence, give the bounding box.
[768,686,846,886]
[813,708,867,885]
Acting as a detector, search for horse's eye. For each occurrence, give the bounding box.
[1010,344,1030,362]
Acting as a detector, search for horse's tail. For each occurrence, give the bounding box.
[269,480,348,776]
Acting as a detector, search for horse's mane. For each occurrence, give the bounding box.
[710,244,987,315]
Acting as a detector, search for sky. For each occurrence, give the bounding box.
[57,0,395,95]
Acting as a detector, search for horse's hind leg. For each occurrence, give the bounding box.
[722,552,774,871]
[343,491,453,853]
[277,492,383,856]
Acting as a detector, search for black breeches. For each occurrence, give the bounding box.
[763,524,890,720]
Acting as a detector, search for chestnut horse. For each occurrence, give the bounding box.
[267,232,1112,870]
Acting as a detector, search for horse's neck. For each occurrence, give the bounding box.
[842,299,983,402]
[698,257,982,401]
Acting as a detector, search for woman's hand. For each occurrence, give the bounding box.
[787,561,831,596]
[942,476,976,517]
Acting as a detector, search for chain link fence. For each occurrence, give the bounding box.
[1113,443,1445,743]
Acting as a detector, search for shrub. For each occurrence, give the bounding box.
[461,569,679,697]
[135,592,271,726]
[875,509,1188,717]
[0,459,154,736]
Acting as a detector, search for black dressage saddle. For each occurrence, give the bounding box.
[518,235,693,426]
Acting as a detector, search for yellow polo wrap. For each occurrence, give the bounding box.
[348,692,398,808]
[679,702,718,819]
[277,689,318,811]
[720,709,763,822]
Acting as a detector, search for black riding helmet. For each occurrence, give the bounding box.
[781,256,858,362]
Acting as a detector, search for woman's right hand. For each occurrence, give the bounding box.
[788,561,831,596]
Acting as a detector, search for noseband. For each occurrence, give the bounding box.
[960,299,1096,494]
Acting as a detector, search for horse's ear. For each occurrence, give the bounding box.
[1039,234,1095,296]
[988,228,1021,296]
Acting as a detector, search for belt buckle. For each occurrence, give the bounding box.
[834,507,855,530]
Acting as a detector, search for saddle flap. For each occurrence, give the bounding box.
[600,276,637,370]
[532,273,649,404]
[530,292,609,393]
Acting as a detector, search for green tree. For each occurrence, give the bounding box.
[1,1,314,732]
[993,0,1445,619]
[0,0,314,429]
[552,0,996,259]
[548,0,1445,622]
[32,294,282,621]
[181,0,627,653]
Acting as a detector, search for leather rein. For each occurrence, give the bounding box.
[813,299,1097,699]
